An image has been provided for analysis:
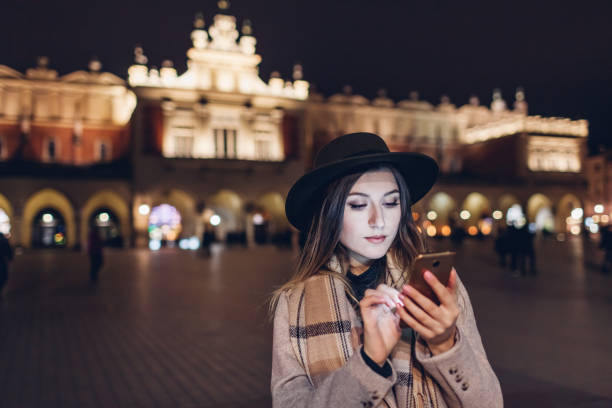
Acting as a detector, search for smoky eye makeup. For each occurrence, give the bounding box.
[347,201,367,209]
[383,199,400,207]
[383,194,400,207]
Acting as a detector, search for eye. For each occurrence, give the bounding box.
[347,202,367,210]
[383,199,399,208]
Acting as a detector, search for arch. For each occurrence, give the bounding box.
[81,190,130,248]
[256,192,289,231]
[557,194,583,233]
[461,192,492,225]
[526,193,553,223]
[207,189,244,232]
[0,193,15,237]
[0,193,14,220]
[427,192,457,226]
[152,189,197,237]
[22,188,76,248]
[498,194,520,213]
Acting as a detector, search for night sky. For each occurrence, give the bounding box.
[2,0,611,152]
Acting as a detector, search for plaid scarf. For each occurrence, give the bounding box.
[287,255,441,408]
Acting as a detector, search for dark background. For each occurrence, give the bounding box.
[1,0,610,152]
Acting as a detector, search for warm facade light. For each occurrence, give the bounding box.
[492,210,503,220]
[426,225,437,237]
[467,226,478,236]
[42,213,54,224]
[460,210,471,220]
[427,211,437,221]
[441,225,451,236]
[210,214,221,226]
[570,208,583,220]
[139,204,151,216]
[594,204,604,214]
[480,224,492,235]
[253,213,264,225]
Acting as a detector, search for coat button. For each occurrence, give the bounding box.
[462,382,469,391]
[448,366,458,375]
[455,374,463,382]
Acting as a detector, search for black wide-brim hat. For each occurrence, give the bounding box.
[285,132,439,231]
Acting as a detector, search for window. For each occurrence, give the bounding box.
[100,143,108,161]
[254,129,273,160]
[96,140,112,162]
[44,138,59,162]
[214,128,237,159]
[165,110,196,158]
[255,139,271,160]
[173,134,193,158]
[48,140,56,159]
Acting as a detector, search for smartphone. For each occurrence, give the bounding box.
[408,251,455,304]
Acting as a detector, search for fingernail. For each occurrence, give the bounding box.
[424,270,432,280]
[404,285,412,294]
[398,293,405,300]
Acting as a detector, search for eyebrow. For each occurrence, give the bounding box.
[347,189,399,198]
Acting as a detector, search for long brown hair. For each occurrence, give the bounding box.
[270,165,426,315]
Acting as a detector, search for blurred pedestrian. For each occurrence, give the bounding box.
[201,223,214,257]
[87,228,104,284]
[517,225,537,276]
[508,224,520,274]
[599,224,612,274]
[0,232,13,298]
[494,227,508,267]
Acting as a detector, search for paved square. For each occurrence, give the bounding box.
[1,238,611,407]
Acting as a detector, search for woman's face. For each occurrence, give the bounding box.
[340,169,401,264]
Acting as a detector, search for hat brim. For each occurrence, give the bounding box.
[285,152,438,231]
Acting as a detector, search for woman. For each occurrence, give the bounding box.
[271,132,502,407]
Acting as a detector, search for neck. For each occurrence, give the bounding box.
[347,250,374,276]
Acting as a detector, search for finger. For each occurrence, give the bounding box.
[361,292,396,310]
[376,284,403,306]
[423,270,454,306]
[401,284,440,318]
[400,292,439,330]
[447,268,458,294]
[396,305,434,338]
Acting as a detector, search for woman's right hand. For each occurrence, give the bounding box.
[359,284,403,366]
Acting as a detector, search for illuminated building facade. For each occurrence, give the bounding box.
[307,85,588,237]
[0,56,136,249]
[0,3,591,249]
[584,152,612,231]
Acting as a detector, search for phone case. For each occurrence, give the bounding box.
[408,251,455,304]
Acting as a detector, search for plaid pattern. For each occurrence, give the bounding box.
[287,255,440,408]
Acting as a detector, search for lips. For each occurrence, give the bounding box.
[365,235,386,244]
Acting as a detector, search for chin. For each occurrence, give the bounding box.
[357,244,391,260]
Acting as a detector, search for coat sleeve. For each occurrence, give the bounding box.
[414,276,503,408]
[271,292,397,408]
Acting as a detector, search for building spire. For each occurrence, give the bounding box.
[242,19,253,35]
[133,46,148,65]
[218,0,230,12]
[194,12,205,29]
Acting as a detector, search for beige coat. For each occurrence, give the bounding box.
[271,273,503,407]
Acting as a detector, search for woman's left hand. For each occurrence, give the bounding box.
[397,267,460,355]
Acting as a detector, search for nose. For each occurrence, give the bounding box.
[368,203,385,229]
